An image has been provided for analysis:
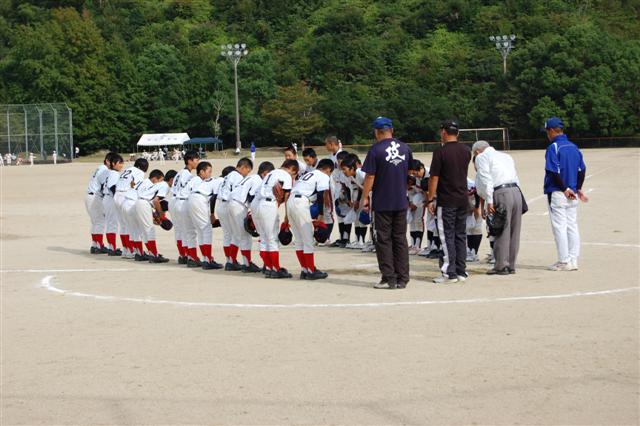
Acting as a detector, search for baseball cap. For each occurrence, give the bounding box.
[541,117,564,132]
[372,116,393,130]
[440,119,459,131]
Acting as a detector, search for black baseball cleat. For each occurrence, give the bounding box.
[134,253,148,262]
[177,256,187,265]
[242,262,262,273]
[224,261,243,271]
[149,254,170,263]
[264,269,273,278]
[107,248,122,256]
[305,270,328,280]
[202,261,223,270]
[99,246,109,254]
[270,268,292,279]
[508,268,516,274]
[187,258,202,268]
[426,249,442,259]
[329,240,346,248]
[90,246,101,254]
[374,279,397,289]
[299,271,308,280]
[396,282,408,289]
[486,267,510,275]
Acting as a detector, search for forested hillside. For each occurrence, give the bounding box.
[1,0,638,153]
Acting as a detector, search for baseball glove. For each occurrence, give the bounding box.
[160,218,173,231]
[272,181,286,204]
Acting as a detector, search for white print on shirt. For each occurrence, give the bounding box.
[385,141,406,165]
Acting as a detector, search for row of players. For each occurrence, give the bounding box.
[84,144,486,280]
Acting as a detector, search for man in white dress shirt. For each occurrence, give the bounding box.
[472,140,522,275]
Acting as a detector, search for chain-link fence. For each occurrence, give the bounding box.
[0,103,74,163]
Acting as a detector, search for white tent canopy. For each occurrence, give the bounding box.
[137,133,190,147]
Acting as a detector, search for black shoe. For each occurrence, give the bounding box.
[426,249,441,259]
[187,258,202,268]
[134,253,148,262]
[242,262,262,273]
[107,248,122,256]
[330,240,346,248]
[99,246,109,254]
[177,256,187,265]
[224,261,242,271]
[374,280,397,289]
[508,268,516,274]
[396,282,408,289]
[149,254,170,263]
[264,269,273,278]
[261,266,267,274]
[487,267,510,275]
[90,246,101,254]
[300,271,308,280]
[305,270,328,280]
[202,261,223,270]
[270,268,292,279]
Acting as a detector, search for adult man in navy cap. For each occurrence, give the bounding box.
[542,117,588,271]
[361,117,413,289]
[426,120,471,284]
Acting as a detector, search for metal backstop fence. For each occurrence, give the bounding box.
[0,103,74,162]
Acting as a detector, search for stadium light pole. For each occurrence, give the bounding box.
[221,43,249,154]
[489,34,516,75]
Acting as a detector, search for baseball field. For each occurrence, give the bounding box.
[1,147,638,425]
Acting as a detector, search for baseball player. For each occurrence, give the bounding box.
[406,175,426,255]
[409,160,441,258]
[466,179,483,262]
[284,145,307,179]
[330,151,354,247]
[170,150,200,264]
[101,153,125,256]
[340,153,368,249]
[134,169,171,263]
[302,148,319,172]
[215,157,254,271]
[228,161,276,273]
[181,161,214,267]
[85,152,115,254]
[252,159,299,278]
[114,158,149,259]
[288,158,335,279]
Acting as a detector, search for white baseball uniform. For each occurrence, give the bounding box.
[114,166,145,249]
[181,176,203,250]
[288,170,331,254]
[135,180,170,243]
[171,168,194,248]
[253,169,292,252]
[102,169,121,249]
[215,169,243,249]
[228,174,263,258]
[84,164,108,241]
[187,176,221,250]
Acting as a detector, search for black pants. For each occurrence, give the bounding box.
[373,210,410,285]
[436,206,467,278]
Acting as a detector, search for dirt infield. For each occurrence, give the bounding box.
[1,148,638,425]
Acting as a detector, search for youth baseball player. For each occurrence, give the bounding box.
[183,161,214,267]
[407,175,426,255]
[330,151,354,247]
[215,157,254,271]
[252,159,299,278]
[114,158,149,259]
[288,158,335,280]
[85,153,114,253]
[340,153,368,249]
[284,145,307,179]
[170,150,200,264]
[134,169,171,263]
[101,153,125,256]
[228,161,275,273]
[302,148,319,172]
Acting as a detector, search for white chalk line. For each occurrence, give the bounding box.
[522,240,640,248]
[39,275,638,310]
[1,267,176,273]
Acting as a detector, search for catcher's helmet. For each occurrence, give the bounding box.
[358,210,371,225]
[244,213,259,237]
[160,218,173,231]
[278,223,293,246]
[313,221,331,243]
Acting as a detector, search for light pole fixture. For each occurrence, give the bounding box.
[221,43,249,154]
[489,34,516,75]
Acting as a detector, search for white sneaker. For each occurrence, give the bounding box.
[567,260,579,271]
[433,275,459,284]
[361,241,375,252]
[408,246,421,255]
[346,241,364,250]
[457,273,468,282]
[549,262,571,271]
[466,253,479,262]
[418,247,431,257]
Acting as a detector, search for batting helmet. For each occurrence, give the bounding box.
[278,222,293,246]
[313,220,331,243]
[244,213,259,237]
[310,203,319,219]
[160,218,173,231]
[359,210,371,225]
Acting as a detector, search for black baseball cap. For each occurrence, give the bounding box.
[440,119,459,131]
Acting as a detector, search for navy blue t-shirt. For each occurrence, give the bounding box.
[361,138,413,212]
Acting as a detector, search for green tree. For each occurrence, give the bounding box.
[262,81,324,144]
